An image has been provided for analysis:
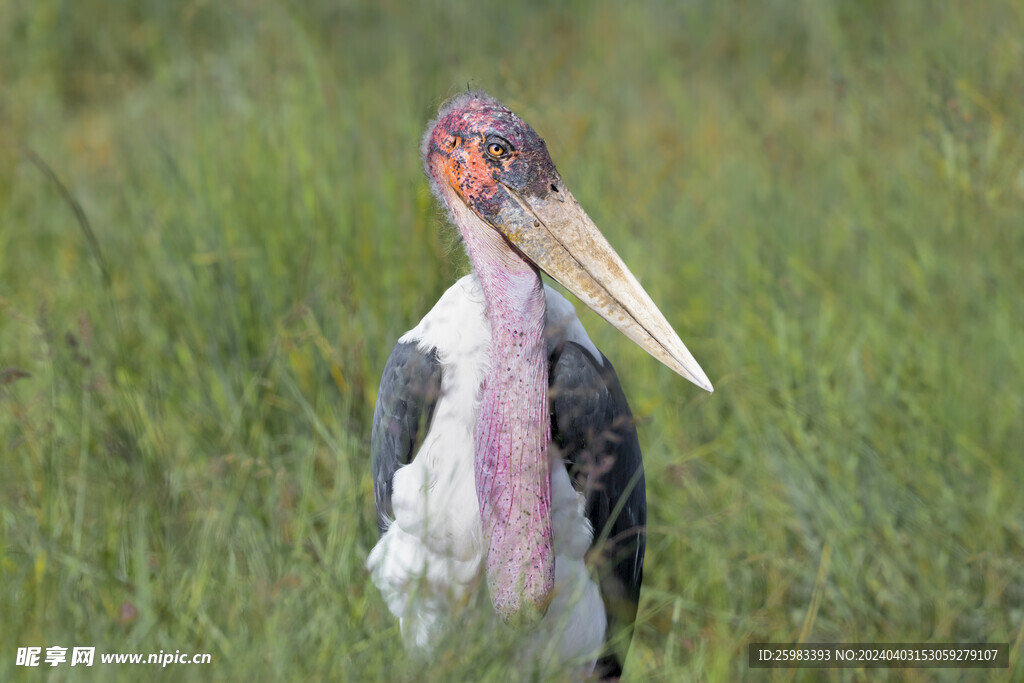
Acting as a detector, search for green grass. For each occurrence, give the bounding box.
[2,1,1023,680]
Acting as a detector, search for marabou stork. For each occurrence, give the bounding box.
[367,92,712,677]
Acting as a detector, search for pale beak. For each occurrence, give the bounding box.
[497,180,713,392]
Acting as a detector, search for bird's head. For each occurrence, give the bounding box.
[423,92,559,228]
[423,91,712,392]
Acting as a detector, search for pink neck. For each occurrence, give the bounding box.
[461,220,554,623]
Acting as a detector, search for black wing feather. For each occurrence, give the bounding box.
[371,340,443,535]
[549,341,646,677]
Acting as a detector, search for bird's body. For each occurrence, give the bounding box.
[367,275,610,669]
[367,92,711,677]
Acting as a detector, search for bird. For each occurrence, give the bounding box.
[367,91,712,678]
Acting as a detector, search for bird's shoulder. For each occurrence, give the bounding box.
[398,275,489,360]
[541,283,604,363]
[395,274,605,366]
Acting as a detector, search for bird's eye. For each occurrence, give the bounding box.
[486,142,507,158]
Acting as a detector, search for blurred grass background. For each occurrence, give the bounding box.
[2,0,1022,680]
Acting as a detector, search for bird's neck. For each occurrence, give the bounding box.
[461,221,555,624]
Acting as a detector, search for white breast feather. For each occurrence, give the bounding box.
[366,275,606,671]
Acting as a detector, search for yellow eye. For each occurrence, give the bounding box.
[487,142,507,158]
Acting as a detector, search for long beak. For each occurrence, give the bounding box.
[497,181,713,392]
